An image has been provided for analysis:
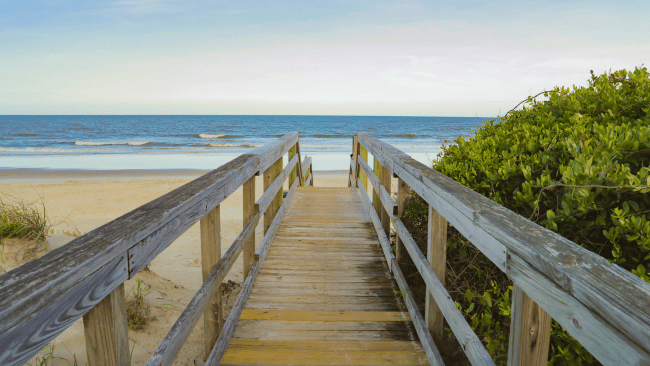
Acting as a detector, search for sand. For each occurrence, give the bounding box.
[0,169,349,365]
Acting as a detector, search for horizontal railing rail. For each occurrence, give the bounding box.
[0,132,308,366]
[350,132,650,366]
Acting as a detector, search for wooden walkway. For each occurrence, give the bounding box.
[222,187,429,365]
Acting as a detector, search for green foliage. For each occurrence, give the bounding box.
[402,67,650,365]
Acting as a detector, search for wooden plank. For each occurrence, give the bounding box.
[294,141,305,186]
[246,295,401,306]
[301,156,312,183]
[359,132,650,363]
[255,154,298,216]
[254,275,391,283]
[243,302,404,312]
[507,284,552,366]
[305,173,312,186]
[0,132,299,365]
[263,157,283,234]
[226,339,423,349]
[250,287,396,297]
[349,158,357,188]
[254,178,300,262]
[359,144,368,190]
[200,205,222,359]
[393,218,495,366]
[0,254,128,366]
[222,348,427,365]
[381,154,393,236]
[239,310,411,322]
[146,212,259,366]
[358,155,398,217]
[426,206,448,345]
[206,258,262,366]
[289,143,297,188]
[357,180,393,271]
[243,175,256,279]
[83,283,130,366]
[351,135,359,188]
[396,177,410,268]
[391,258,444,366]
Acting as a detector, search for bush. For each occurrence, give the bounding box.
[401,67,650,365]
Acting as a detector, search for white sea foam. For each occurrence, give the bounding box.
[74,141,150,146]
[0,147,103,153]
[198,134,226,139]
[209,144,262,148]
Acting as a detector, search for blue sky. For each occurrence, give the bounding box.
[0,0,647,116]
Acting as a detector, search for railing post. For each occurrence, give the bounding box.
[289,144,297,188]
[359,145,368,191]
[508,284,552,366]
[396,178,410,268]
[200,205,222,359]
[350,136,359,187]
[263,157,283,234]
[372,158,390,235]
[83,283,130,366]
[425,206,447,345]
[243,176,256,279]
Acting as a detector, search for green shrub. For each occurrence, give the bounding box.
[401,67,650,365]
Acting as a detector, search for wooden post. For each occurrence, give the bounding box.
[83,284,130,366]
[425,206,447,345]
[372,157,383,221]
[349,136,359,188]
[309,164,314,186]
[359,145,368,191]
[381,161,391,236]
[289,144,297,188]
[243,176,256,279]
[200,205,222,359]
[508,284,552,366]
[396,178,410,267]
[263,158,283,234]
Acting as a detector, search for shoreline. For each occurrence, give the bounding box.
[0,168,349,184]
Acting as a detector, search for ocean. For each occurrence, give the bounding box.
[0,115,489,171]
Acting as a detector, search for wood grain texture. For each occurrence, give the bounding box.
[243,176,256,279]
[426,206,448,346]
[294,141,305,187]
[394,216,494,365]
[83,283,130,366]
[391,258,445,366]
[0,254,128,366]
[0,132,299,365]
[356,181,394,271]
[289,144,297,188]
[358,155,398,217]
[359,145,368,191]
[239,310,411,322]
[396,177,410,268]
[350,136,359,188]
[255,154,298,216]
[507,284,552,366]
[201,205,222,359]
[301,156,312,186]
[359,132,650,364]
[146,212,259,366]
[221,187,428,366]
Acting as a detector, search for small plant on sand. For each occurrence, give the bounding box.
[0,195,50,243]
[0,195,51,273]
[126,279,151,331]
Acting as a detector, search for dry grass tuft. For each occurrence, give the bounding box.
[126,279,150,331]
[0,195,51,273]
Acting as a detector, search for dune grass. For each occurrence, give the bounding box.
[0,195,50,273]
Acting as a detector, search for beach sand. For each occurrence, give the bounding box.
[0,169,349,365]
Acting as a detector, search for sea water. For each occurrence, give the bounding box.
[0,115,489,171]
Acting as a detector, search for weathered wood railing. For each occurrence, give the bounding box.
[349,132,650,366]
[0,132,313,366]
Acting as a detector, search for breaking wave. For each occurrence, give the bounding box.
[74,141,151,146]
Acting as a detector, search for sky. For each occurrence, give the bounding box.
[0,0,647,116]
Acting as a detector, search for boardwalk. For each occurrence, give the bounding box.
[222,187,429,365]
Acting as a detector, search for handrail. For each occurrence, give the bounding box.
[352,132,650,366]
[0,132,300,366]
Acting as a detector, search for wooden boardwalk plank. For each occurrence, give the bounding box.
[222,187,428,365]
